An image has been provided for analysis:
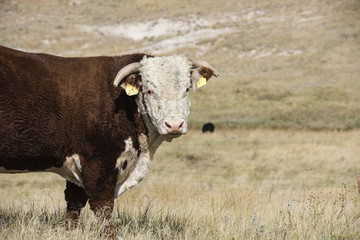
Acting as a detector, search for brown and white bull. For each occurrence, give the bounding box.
[0,46,218,234]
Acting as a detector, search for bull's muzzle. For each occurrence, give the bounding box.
[164,119,185,135]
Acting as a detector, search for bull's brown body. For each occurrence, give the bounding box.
[0,46,149,233]
[0,45,218,236]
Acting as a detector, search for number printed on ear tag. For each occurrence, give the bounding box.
[125,83,139,96]
[197,76,207,88]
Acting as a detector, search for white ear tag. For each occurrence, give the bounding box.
[125,83,139,96]
[197,76,207,88]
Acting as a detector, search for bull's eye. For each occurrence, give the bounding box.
[147,89,154,95]
[186,88,190,92]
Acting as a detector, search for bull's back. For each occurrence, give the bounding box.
[0,46,64,170]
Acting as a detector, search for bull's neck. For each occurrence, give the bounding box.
[135,94,165,158]
[140,113,164,159]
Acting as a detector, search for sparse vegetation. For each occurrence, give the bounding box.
[1,0,359,239]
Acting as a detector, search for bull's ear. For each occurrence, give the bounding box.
[190,60,219,89]
[120,74,142,96]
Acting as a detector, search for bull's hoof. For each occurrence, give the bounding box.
[65,211,80,230]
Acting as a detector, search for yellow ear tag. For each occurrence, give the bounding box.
[125,83,139,96]
[197,76,207,88]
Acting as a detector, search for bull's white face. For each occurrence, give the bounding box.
[116,54,217,137]
[138,56,192,136]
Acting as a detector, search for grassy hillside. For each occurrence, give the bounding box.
[1,0,359,130]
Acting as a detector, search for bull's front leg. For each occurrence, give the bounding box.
[64,180,88,230]
[88,196,115,236]
[82,159,118,236]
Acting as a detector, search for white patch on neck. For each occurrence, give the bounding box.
[114,137,139,188]
[114,133,160,198]
[46,154,83,187]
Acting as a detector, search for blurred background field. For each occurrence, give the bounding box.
[1,0,360,130]
[1,0,360,239]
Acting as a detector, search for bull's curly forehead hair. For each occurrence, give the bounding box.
[139,55,192,90]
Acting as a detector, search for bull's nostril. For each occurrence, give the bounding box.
[165,122,172,129]
[179,122,184,128]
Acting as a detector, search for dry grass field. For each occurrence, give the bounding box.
[1,0,360,239]
[0,130,359,239]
